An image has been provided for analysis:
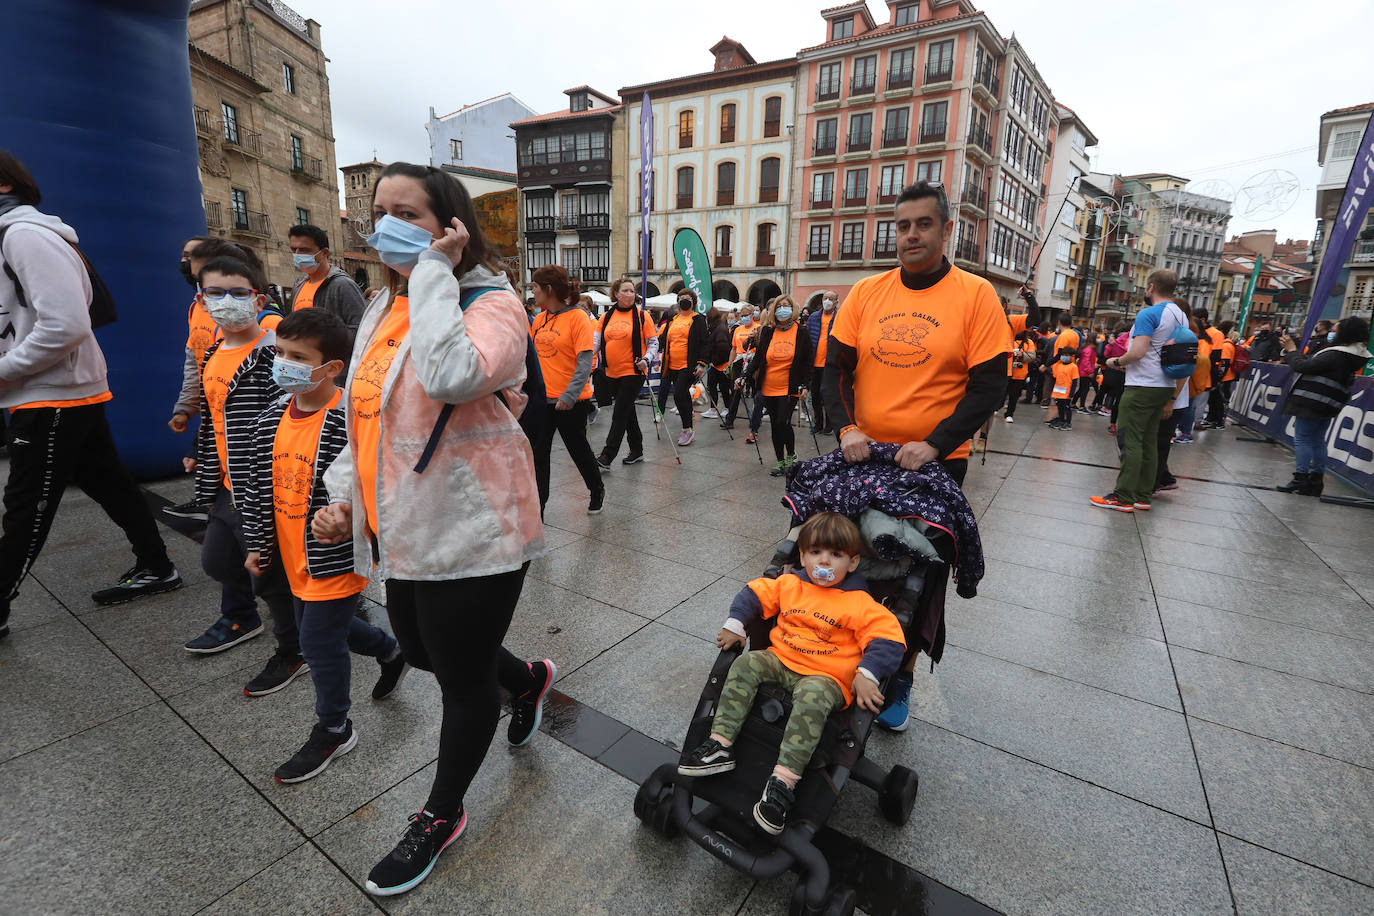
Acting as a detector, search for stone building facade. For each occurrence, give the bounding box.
[188,0,341,289]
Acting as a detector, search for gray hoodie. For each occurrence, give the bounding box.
[0,206,109,408]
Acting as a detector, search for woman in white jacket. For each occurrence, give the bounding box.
[311,163,551,897]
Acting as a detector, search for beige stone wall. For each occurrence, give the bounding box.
[189,0,341,290]
[610,109,629,283]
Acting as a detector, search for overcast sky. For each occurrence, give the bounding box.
[295,0,1373,244]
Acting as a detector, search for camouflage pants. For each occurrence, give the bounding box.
[713,649,845,774]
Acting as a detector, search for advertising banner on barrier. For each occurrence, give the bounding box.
[1227,362,1374,494]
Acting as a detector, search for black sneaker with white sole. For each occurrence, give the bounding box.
[243,651,310,697]
[185,616,263,654]
[372,654,408,700]
[588,488,605,514]
[621,451,644,465]
[91,566,183,606]
[678,737,736,776]
[274,720,358,783]
[753,775,794,835]
[596,453,613,473]
[508,659,557,746]
[366,809,466,896]
[159,500,210,523]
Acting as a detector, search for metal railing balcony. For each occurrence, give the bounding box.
[881,127,908,148]
[925,62,953,83]
[886,68,914,90]
[231,208,269,237]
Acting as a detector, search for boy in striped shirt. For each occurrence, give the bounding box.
[242,309,405,783]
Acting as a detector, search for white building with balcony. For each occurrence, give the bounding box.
[1313,102,1374,320]
[620,38,796,306]
[1035,102,1096,317]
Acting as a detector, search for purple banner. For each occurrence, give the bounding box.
[639,92,653,301]
[1301,115,1374,347]
[1227,361,1374,495]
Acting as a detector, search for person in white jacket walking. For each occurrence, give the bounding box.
[310,163,551,897]
[0,149,181,642]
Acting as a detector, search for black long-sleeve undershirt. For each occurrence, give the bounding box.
[1020,289,1042,329]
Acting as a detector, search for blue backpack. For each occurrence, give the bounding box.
[413,285,546,473]
[1160,305,1199,380]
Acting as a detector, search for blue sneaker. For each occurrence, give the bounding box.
[185,616,263,654]
[875,670,913,732]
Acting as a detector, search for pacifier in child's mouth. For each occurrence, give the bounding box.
[810,566,836,582]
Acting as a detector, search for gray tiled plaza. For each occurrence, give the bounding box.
[2,402,1373,915]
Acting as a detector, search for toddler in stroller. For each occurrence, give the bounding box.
[636,507,942,916]
[677,512,905,836]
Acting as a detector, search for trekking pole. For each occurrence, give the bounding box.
[798,395,823,455]
[650,366,681,464]
[736,381,764,464]
[978,415,992,467]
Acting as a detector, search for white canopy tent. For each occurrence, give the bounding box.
[585,290,611,306]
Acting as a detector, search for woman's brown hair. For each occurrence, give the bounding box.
[610,277,636,299]
[371,161,502,292]
[531,264,581,308]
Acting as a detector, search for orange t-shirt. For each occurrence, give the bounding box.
[813,310,836,368]
[731,324,752,358]
[830,266,1009,460]
[187,300,218,367]
[11,390,113,412]
[351,296,410,535]
[1054,327,1078,357]
[599,307,656,378]
[1009,339,1035,381]
[745,574,906,706]
[1205,326,1225,352]
[1221,339,1237,382]
[1006,313,1029,348]
[665,313,695,371]
[203,332,267,489]
[1195,336,1213,390]
[293,278,324,312]
[1051,359,1078,399]
[762,323,800,397]
[273,391,369,601]
[259,311,283,331]
[531,307,593,400]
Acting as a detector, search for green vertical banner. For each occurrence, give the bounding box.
[1235,255,1263,336]
[673,227,712,314]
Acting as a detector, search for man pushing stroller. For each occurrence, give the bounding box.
[678,512,905,835]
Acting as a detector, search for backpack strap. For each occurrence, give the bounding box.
[0,226,28,309]
[413,285,500,473]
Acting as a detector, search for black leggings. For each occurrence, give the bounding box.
[385,566,537,819]
[1073,376,1095,409]
[656,367,695,428]
[532,400,601,509]
[763,395,797,460]
[706,366,731,409]
[600,373,645,460]
[1004,378,1026,418]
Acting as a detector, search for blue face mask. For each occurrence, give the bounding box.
[1060,355,1073,363]
[775,307,793,323]
[292,252,319,271]
[810,565,836,583]
[740,315,752,325]
[271,356,323,394]
[366,214,435,270]
[1328,331,1337,342]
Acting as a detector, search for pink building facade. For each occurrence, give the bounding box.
[791,0,1057,309]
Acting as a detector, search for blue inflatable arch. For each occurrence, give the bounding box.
[2,0,207,479]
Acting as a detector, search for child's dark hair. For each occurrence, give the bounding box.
[276,308,352,364]
[796,512,864,556]
[198,256,266,295]
[191,239,266,280]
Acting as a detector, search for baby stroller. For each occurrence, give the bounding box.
[634,516,950,916]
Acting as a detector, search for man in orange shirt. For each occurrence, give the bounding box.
[822,181,1006,733]
[286,224,365,333]
[823,182,1008,488]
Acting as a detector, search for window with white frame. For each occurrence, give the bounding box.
[1053,272,1068,291]
[916,160,941,183]
[1056,238,1072,262]
[1331,130,1361,159]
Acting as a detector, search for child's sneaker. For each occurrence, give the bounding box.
[365,809,466,897]
[184,616,263,654]
[243,651,309,697]
[508,659,557,747]
[274,720,358,783]
[678,738,737,776]
[875,670,913,732]
[91,565,183,606]
[753,776,794,835]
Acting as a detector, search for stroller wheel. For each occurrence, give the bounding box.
[823,886,857,916]
[878,765,919,826]
[635,780,681,839]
